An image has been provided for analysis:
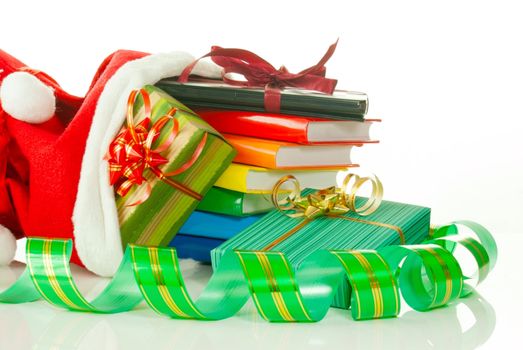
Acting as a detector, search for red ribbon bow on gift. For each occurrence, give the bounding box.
[178,40,339,113]
[106,89,206,206]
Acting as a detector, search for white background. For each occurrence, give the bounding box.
[1,0,522,349]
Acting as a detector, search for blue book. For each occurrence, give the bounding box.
[178,210,264,240]
[169,234,225,263]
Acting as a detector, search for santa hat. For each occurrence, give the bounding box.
[0,49,221,275]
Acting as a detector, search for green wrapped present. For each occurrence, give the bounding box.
[211,180,430,309]
[108,85,236,247]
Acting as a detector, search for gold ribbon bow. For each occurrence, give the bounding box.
[263,173,404,251]
[271,173,383,219]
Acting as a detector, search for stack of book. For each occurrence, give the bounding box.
[157,80,378,262]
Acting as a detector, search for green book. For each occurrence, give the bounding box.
[156,79,368,121]
[211,199,431,309]
[197,187,274,217]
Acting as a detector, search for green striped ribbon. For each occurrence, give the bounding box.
[0,220,496,322]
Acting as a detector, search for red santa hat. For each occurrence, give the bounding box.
[0,49,221,275]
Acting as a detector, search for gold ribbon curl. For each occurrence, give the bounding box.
[263,173,404,251]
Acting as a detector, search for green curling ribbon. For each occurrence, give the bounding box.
[0,220,496,322]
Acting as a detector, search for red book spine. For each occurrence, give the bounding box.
[194,109,310,143]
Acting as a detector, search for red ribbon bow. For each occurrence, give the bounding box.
[106,89,206,206]
[178,40,339,113]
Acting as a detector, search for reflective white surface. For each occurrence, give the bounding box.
[0,233,519,350]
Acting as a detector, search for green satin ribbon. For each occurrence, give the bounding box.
[0,220,496,322]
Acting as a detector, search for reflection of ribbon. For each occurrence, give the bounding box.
[263,173,405,250]
[0,221,497,322]
[178,41,339,113]
[106,89,206,205]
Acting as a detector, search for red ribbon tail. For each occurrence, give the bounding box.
[163,133,208,177]
[298,39,339,76]
[179,40,340,113]
[124,182,153,207]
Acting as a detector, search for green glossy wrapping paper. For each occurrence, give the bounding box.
[211,198,431,309]
[116,86,236,248]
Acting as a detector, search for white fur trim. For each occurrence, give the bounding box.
[0,224,17,266]
[0,72,56,124]
[73,52,222,277]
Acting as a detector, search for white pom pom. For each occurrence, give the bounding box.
[0,224,17,266]
[0,71,56,124]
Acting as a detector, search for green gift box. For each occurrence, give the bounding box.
[211,198,430,309]
[114,85,236,247]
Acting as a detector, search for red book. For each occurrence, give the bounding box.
[195,109,379,144]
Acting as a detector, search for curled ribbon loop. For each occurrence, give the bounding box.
[428,221,497,296]
[0,221,496,323]
[263,173,390,251]
[271,173,384,219]
[178,41,339,113]
[340,173,384,216]
[106,88,205,205]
